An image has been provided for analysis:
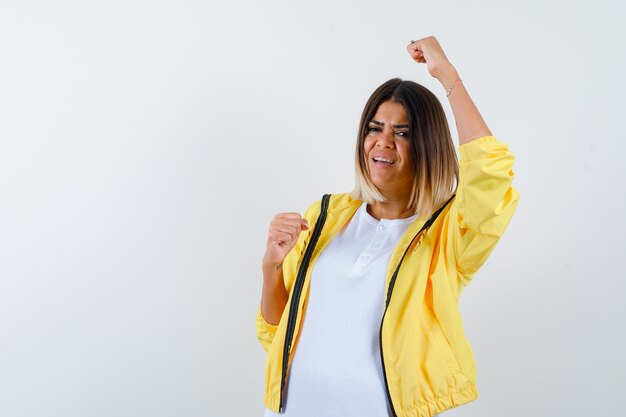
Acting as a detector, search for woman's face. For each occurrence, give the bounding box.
[364,100,415,196]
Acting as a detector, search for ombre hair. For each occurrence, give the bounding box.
[351,78,459,219]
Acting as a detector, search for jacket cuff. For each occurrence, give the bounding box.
[256,305,279,352]
[458,135,498,160]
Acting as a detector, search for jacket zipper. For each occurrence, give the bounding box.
[379,194,456,417]
[279,193,331,412]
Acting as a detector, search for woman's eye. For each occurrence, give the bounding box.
[367,126,380,132]
[396,131,409,137]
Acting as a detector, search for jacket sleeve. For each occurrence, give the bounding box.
[255,199,320,352]
[448,136,520,294]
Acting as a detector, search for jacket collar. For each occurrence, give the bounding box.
[326,192,431,255]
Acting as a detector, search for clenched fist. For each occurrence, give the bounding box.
[263,212,309,270]
[406,36,454,80]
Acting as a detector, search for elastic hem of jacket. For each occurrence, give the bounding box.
[458,135,504,162]
[402,382,479,417]
[263,382,478,416]
[458,135,496,149]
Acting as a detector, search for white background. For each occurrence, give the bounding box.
[1,1,625,416]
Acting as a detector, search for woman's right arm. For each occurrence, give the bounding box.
[256,212,309,352]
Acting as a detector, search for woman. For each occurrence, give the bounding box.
[256,36,520,417]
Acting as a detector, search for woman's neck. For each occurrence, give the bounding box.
[366,197,416,221]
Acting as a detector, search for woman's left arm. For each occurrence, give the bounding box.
[407,36,491,146]
[408,36,521,293]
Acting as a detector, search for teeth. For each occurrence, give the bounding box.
[374,157,394,164]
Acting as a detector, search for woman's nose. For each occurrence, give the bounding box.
[376,130,395,147]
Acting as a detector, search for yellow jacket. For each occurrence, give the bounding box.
[256,136,520,417]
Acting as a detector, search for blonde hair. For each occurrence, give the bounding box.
[351,78,459,219]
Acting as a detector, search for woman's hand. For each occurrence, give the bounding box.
[263,213,309,270]
[406,36,454,80]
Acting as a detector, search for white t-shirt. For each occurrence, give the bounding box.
[264,202,441,417]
